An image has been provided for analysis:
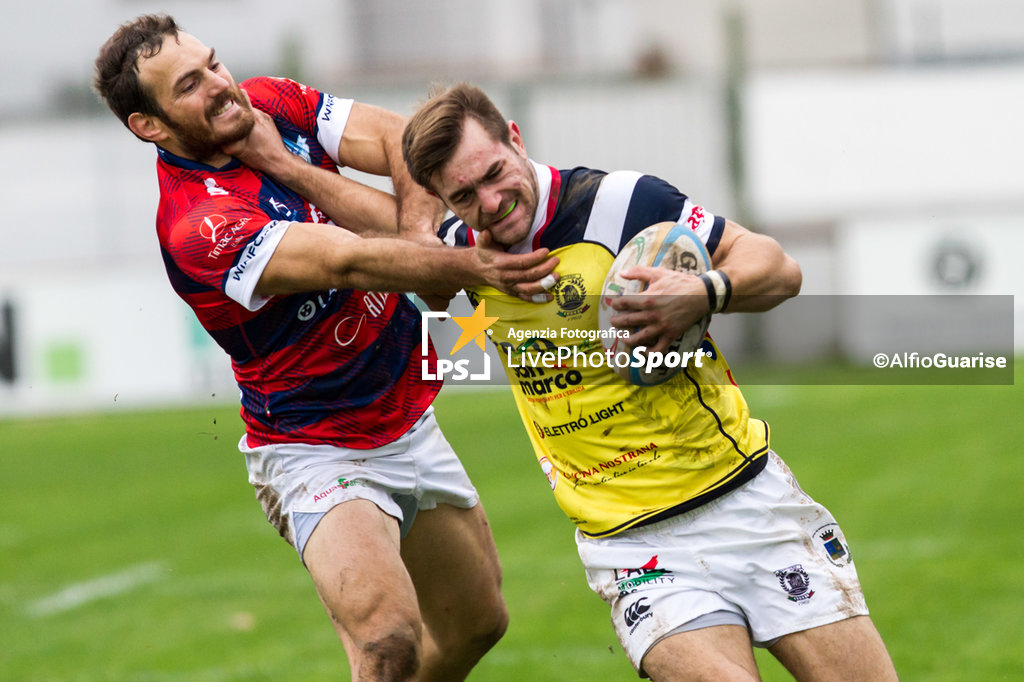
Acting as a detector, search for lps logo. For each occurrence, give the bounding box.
[420,300,497,382]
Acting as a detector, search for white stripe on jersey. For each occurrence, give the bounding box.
[582,170,644,252]
[441,220,464,247]
[225,221,292,312]
[316,95,355,166]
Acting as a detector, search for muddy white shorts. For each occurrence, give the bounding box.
[239,407,478,562]
[577,452,868,676]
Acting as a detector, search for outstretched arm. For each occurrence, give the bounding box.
[255,222,558,301]
[609,220,801,352]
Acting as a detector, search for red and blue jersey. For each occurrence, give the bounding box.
[155,77,439,449]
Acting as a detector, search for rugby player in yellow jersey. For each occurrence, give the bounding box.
[402,83,898,682]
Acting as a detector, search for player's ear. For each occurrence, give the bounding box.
[507,120,527,157]
[128,112,170,144]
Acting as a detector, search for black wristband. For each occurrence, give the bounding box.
[718,270,732,312]
[699,270,731,313]
[698,272,718,312]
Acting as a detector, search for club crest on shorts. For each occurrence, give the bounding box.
[775,564,814,603]
[815,523,853,567]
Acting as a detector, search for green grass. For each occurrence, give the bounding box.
[1,366,1022,681]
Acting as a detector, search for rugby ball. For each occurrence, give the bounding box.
[598,221,712,386]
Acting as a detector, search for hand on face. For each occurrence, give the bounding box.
[221,91,288,173]
[474,229,560,302]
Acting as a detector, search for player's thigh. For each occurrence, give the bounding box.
[768,615,897,682]
[400,501,506,636]
[642,624,761,682]
[303,498,420,641]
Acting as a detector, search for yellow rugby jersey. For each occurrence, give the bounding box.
[443,163,770,537]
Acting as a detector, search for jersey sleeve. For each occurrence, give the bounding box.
[583,171,726,256]
[242,77,355,166]
[439,215,472,247]
[164,197,292,311]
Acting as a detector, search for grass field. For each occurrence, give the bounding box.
[2,365,1022,681]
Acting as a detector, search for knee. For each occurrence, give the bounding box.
[357,627,423,681]
[461,598,510,658]
[482,599,510,648]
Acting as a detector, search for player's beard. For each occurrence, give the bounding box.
[485,162,540,249]
[162,87,255,165]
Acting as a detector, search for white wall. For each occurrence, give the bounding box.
[0,263,235,416]
[744,64,1024,226]
[741,64,1024,361]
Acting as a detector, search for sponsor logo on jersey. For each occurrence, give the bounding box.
[283,134,312,163]
[516,365,583,398]
[297,290,337,322]
[200,214,229,243]
[267,197,293,218]
[203,216,251,259]
[684,204,706,231]
[333,292,390,347]
[531,400,625,438]
[320,94,336,123]
[775,564,814,603]
[308,204,329,224]
[230,222,278,282]
[565,442,659,484]
[204,177,229,196]
[334,315,367,347]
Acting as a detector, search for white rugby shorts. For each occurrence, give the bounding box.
[238,407,478,562]
[577,452,869,676]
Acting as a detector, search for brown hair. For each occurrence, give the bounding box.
[93,14,181,130]
[402,83,510,191]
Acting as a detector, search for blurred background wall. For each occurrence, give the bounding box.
[1,0,1021,414]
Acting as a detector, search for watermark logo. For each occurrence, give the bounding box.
[421,300,497,381]
[872,351,1008,370]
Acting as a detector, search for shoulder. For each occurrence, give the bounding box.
[595,170,688,213]
[538,168,688,253]
[242,77,327,125]
[241,76,312,102]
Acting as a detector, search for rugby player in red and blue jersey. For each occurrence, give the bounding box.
[94,15,557,681]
